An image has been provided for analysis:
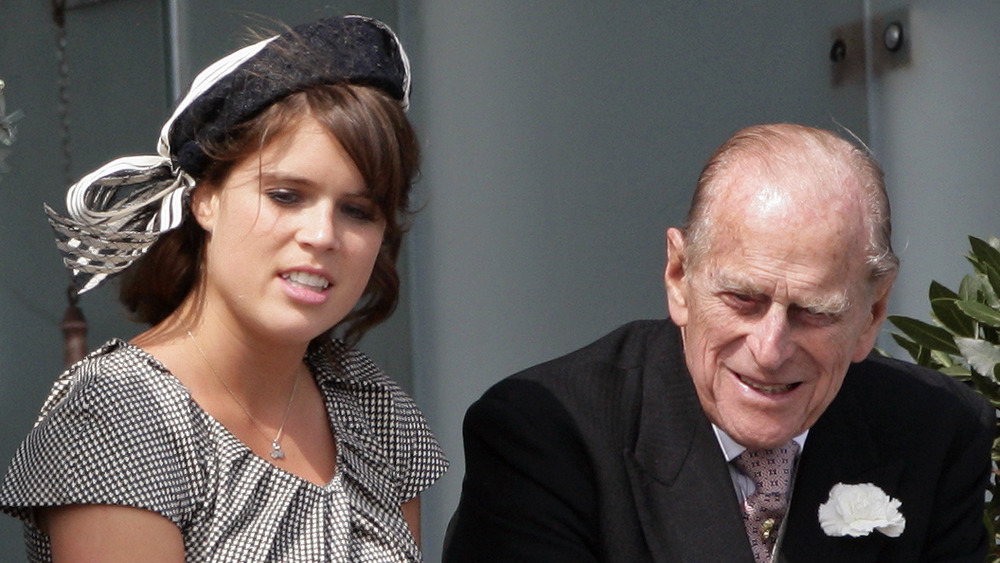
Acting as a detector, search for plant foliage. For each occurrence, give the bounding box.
[889,236,1000,561]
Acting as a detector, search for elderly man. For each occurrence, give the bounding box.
[443,124,993,562]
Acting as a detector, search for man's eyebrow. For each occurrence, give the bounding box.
[712,273,763,295]
[799,293,851,315]
[711,272,851,314]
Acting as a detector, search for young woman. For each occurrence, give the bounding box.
[0,15,447,562]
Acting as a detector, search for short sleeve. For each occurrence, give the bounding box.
[311,340,448,504]
[389,388,449,502]
[0,341,204,528]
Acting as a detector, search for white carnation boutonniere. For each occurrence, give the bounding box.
[817,483,906,538]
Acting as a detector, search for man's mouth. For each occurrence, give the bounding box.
[737,373,800,395]
[282,271,330,292]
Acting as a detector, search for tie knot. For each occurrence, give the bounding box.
[733,441,800,496]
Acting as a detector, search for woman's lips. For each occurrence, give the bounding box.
[281,270,330,292]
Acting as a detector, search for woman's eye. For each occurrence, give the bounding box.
[341,201,378,222]
[266,189,302,206]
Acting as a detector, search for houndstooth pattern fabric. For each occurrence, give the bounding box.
[732,442,799,563]
[0,338,448,562]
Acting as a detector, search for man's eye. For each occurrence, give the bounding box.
[801,308,838,326]
[723,293,759,310]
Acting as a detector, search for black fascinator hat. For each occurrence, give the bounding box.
[46,15,410,294]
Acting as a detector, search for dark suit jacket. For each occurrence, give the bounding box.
[443,320,994,562]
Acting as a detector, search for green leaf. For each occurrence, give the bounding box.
[964,272,1000,308]
[985,325,1000,344]
[930,350,956,368]
[887,315,960,355]
[969,369,1000,403]
[970,236,1000,274]
[959,274,984,301]
[956,300,1000,328]
[918,346,935,367]
[931,297,976,337]
[966,256,983,277]
[984,264,1000,308]
[929,280,959,301]
[940,364,972,378]
[889,333,923,363]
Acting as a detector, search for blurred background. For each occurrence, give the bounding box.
[1,1,997,560]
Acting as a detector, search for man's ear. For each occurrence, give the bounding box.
[851,276,895,362]
[190,184,218,234]
[665,227,691,327]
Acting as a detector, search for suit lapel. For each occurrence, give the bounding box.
[623,326,755,563]
[779,372,906,563]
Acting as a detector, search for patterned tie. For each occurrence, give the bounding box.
[732,441,800,563]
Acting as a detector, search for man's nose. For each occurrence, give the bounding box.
[747,306,794,370]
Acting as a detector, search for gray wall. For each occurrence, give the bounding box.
[0,0,169,553]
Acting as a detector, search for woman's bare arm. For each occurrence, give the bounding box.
[40,504,185,562]
[402,496,421,548]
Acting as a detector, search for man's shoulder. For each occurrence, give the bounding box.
[478,319,683,415]
[844,352,992,425]
[850,353,988,404]
[510,319,680,383]
[469,320,685,457]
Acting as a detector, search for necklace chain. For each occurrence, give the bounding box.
[185,328,299,460]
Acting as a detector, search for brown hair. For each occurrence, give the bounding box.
[120,83,419,346]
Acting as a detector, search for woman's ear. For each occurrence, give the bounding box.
[190,184,218,233]
[664,227,690,327]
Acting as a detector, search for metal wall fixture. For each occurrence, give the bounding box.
[883,20,905,53]
[830,8,911,87]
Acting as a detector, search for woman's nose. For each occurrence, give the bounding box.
[296,206,339,250]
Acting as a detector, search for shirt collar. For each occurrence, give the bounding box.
[712,424,809,462]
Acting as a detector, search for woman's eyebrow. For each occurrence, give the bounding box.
[260,172,371,198]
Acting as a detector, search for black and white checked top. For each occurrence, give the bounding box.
[0,338,448,562]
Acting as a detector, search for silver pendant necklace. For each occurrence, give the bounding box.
[185,328,300,460]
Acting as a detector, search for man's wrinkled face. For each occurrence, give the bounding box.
[665,180,890,450]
